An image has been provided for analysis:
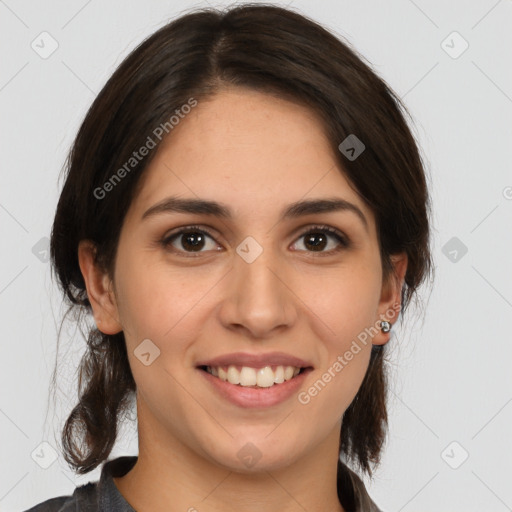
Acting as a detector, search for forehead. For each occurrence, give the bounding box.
[128,88,373,225]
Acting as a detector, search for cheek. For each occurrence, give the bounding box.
[295,286,376,424]
[114,253,216,342]
[297,262,382,342]
[295,265,380,404]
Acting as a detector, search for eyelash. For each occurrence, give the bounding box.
[160,224,350,258]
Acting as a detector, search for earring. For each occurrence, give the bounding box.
[380,320,391,333]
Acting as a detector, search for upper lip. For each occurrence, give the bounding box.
[196,352,313,369]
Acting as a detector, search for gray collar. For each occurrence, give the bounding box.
[90,456,381,512]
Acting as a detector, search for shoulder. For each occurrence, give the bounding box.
[22,456,137,512]
[22,482,98,511]
[338,461,384,512]
[23,496,72,512]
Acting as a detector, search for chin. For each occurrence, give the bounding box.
[200,433,307,474]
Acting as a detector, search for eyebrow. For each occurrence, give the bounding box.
[141,196,368,230]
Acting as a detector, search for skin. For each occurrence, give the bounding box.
[78,87,407,512]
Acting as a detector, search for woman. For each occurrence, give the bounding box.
[26,3,432,511]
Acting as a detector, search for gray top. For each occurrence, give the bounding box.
[23,456,383,511]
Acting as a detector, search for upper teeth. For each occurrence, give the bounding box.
[206,365,301,387]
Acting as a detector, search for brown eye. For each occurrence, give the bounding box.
[292,226,349,254]
[161,227,221,256]
[179,231,207,251]
[303,232,328,251]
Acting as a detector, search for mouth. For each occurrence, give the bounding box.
[197,364,312,389]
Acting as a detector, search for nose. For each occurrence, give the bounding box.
[217,247,298,339]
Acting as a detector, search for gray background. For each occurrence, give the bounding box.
[1,0,511,510]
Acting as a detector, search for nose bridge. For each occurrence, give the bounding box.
[238,248,279,301]
[219,239,296,337]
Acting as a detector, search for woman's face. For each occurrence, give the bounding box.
[82,88,404,472]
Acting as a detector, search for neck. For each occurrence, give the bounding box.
[114,398,345,512]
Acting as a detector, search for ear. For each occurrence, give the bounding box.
[373,252,408,346]
[78,240,123,335]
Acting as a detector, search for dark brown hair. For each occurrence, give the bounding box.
[50,2,432,480]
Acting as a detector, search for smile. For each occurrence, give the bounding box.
[198,364,313,408]
[201,364,304,388]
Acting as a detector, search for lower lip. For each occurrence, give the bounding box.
[198,368,312,409]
